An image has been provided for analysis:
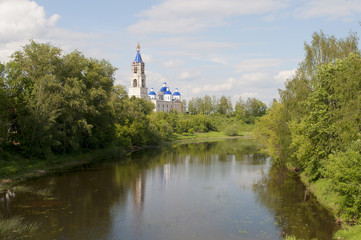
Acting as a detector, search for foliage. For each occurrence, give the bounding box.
[0,41,118,157]
[186,95,267,123]
[254,101,292,165]
[335,225,361,240]
[224,124,239,136]
[254,31,361,225]
[325,141,361,222]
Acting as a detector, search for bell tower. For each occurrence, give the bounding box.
[129,43,148,99]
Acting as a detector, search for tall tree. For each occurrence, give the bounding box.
[234,97,246,120]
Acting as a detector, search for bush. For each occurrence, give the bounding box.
[324,140,361,222]
[224,124,238,136]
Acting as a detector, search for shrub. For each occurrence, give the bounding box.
[324,140,361,222]
[224,124,239,136]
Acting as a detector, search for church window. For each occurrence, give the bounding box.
[133,66,137,73]
[133,79,137,87]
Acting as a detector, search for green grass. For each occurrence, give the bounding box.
[299,173,361,240]
[171,123,254,141]
[334,225,361,240]
[300,175,339,215]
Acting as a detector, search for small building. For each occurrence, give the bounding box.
[128,44,182,113]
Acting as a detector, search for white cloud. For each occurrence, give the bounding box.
[274,69,296,84]
[239,72,269,86]
[202,77,236,92]
[179,71,191,80]
[236,58,282,72]
[146,71,168,88]
[0,0,108,62]
[128,0,287,34]
[294,0,361,20]
[0,0,60,43]
[141,54,153,63]
[164,59,184,67]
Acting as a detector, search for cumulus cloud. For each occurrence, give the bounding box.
[0,0,60,43]
[294,0,361,20]
[274,69,296,84]
[128,0,287,34]
[202,77,236,92]
[0,0,106,62]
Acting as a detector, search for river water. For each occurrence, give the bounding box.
[1,139,338,239]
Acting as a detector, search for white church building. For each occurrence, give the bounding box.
[128,44,182,113]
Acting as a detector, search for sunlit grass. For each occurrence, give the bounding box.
[335,225,361,240]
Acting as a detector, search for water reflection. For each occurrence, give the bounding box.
[253,165,339,240]
[0,139,339,240]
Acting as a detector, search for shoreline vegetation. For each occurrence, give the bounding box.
[254,31,361,239]
[0,131,254,190]
[0,40,263,191]
[2,29,360,239]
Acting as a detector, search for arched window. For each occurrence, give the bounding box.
[142,79,145,87]
[133,79,137,87]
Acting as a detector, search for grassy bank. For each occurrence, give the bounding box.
[0,126,254,190]
[299,174,361,240]
[0,145,126,191]
[171,123,254,141]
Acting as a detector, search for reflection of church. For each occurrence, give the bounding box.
[128,44,183,113]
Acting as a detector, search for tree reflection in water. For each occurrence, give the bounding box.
[253,164,339,240]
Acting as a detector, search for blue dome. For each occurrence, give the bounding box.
[149,87,156,95]
[164,87,172,95]
[160,82,167,92]
[173,88,181,96]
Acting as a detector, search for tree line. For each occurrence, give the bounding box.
[254,31,361,223]
[0,41,267,159]
[187,95,267,123]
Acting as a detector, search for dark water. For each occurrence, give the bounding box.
[1,139,338,239]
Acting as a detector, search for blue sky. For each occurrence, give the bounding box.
[1,0,361,105]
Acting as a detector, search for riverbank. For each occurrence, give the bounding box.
[0,145,127,191]
[0,130,254,191]
[299,174,361,240]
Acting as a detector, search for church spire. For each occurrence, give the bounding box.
[134,42,143,63]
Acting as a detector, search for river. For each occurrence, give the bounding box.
[0,138,338,239]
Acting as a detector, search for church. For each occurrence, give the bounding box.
[128,44,183,113]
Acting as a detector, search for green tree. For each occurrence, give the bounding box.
[300,30,359,80]
[115,96,157,147]
[254,101,292,165]
[203,95,212,115]
[217,95,232,115]
[2,41,118,156]
[234,97,246,121]
[0,63,8,147]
